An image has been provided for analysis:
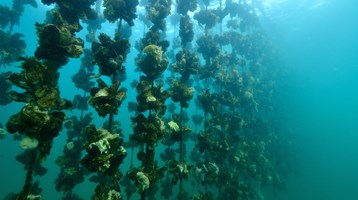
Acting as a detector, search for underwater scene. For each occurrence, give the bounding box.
[1,0,358,199]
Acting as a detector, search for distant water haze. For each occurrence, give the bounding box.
[264,0,358,199]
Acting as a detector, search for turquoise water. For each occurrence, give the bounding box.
[268,0,358,199]
[1,0,358,199]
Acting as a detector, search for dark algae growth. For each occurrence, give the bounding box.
[0,0,297,199]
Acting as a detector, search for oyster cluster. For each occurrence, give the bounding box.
[88,79,126,117]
